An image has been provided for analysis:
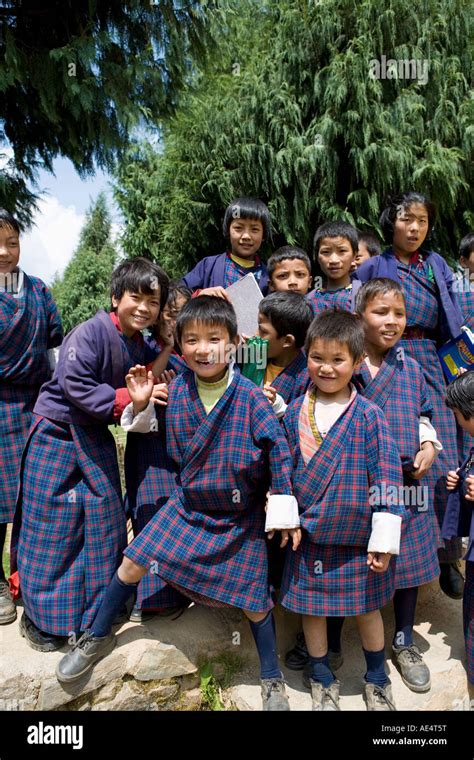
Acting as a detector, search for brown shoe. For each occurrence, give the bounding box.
[310,680,341,711]
[363,682,397,711]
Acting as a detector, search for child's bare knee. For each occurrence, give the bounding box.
[119,557,145,584]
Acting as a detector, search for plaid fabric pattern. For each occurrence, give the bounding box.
[124,368,293,612]
[458,290,474,331]
[223,253,266,289]
[279,538,395,616]
[271,350,310,403]
[16,418,126,635]
[0,275,62,522]
[464,560,474,685]
[353,349,439,588]
[305,286,352,317]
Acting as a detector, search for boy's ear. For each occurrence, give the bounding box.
[283,333,296,349]
[353,353,366,372]
[111,294,119,309]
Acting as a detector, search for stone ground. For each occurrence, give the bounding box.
[0,577,471,711]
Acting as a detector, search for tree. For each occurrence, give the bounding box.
[0,0,212,225]
[114,0,473,272]
[51,193,117,333]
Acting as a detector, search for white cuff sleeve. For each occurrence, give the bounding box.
[120,401,156,433]
[48,346,61,373]
[367,512,402,555]
[419,416,442,452]
[265,494,300,531]
[272,393,288,420]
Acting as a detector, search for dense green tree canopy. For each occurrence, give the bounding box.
[51,193,117,332]
[0,0,211,226]
[114,0,473,274]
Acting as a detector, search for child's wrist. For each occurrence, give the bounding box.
[132,400,149,415]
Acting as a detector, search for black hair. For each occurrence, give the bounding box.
[0,209,21,234]
[304,309,365,361]
[267,246,312,278]
[379,192,436,246]
[459,232,474,261]
[445,371,474,421]
[313,221,359,256]
[166,281,192,310]
[357,231,382,257]
[259,291,313,349]
[110,257,169,312]
[222,197,271,243]
[176,295,238,343]
[355,278,406,315]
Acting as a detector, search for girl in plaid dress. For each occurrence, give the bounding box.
[280,310,405,711]
[306,221,357,317]
[56,296,301,712]
[353,192,465,599]
[0,209,62,626]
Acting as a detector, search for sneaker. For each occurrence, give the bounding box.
[284,631,309,670]
[392,643,431,693]
[55,630,116,684]
[128,606,155,623]
[439,561,464,600]
[19,611,66,652]
[303,650,343,689]
[363,682,397,711]
[0,579,16,624]
[310,679,341,711]
[261,678,290,711]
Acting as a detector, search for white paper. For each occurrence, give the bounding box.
[225,273,263,336]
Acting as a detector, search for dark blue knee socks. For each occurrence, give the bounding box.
[309,655,335,687]
[393,587,418,648]
[248,611,281,680]
[363,648,388,687]
[91,570,138,638]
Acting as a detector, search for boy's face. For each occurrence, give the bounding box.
[180,320,237,382]
[257,312,292,361]
[0,225,20,275]
[112,289,161,337]
[317,236,355,281]
[362,292,406,353]
[452,408,474,436]
[307,337,361,396]
[392,202,429,256]
[229,218,264,259]
[460,251,474,276]
[354,242,371,268]
[270,259,312,295]
[161,293,188,338]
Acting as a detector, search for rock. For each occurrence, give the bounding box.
[37,651,127,710]
[180,687,202,711]
[130,641,196,681]
[180,672,200,691]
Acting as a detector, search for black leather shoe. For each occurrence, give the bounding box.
[392,644,431,693]
[285,631,309,670]
[439,561,465,600]
[0,579,16,624]
[19,612,66,652]
[56,630,116,683]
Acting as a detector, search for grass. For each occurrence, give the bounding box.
[198,651,245,711]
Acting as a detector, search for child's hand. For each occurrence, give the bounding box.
[263,383,277,405]
[151,382,169,406]
[367,552,391,573]
[198,287,230,301]
[126,365,154,413]
[159,322,175,349]
[411,442,436,479]
[158,369,177,385]
[465,474,474,502]
[269,528,301,551]
[446,469,460,491]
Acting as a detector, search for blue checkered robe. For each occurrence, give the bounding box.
[305,286,353,317]
[0,274,62,523]
[465,561,474,685]
[124,366,294,612]
[14,311,152,635]
[125,338,188,611]
[457,290,474,332]
[271,350,310,403]
[354,251,464,560]
[182,252,269,294]
[279,391,405,616]
[353,349,440,589]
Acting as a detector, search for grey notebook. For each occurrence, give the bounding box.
[225,273,264,336]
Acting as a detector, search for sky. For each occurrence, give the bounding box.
[2,149,122,285]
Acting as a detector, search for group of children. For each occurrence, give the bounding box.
[0,191,473,712]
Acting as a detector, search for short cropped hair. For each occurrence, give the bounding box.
[259,291,313,349]
[166,281,192,310]
[304,309,365,361]
[0,209,20,234]
[267,246,312,278]
[459,232,474,261]
[176,295,238,343]
[355,278,405,315]
[110,257,169,312]
[313,221,358,256]
[379,192,436,245]
[222,197,271,243]
[445,371,474,421]
[358,232,382,257]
